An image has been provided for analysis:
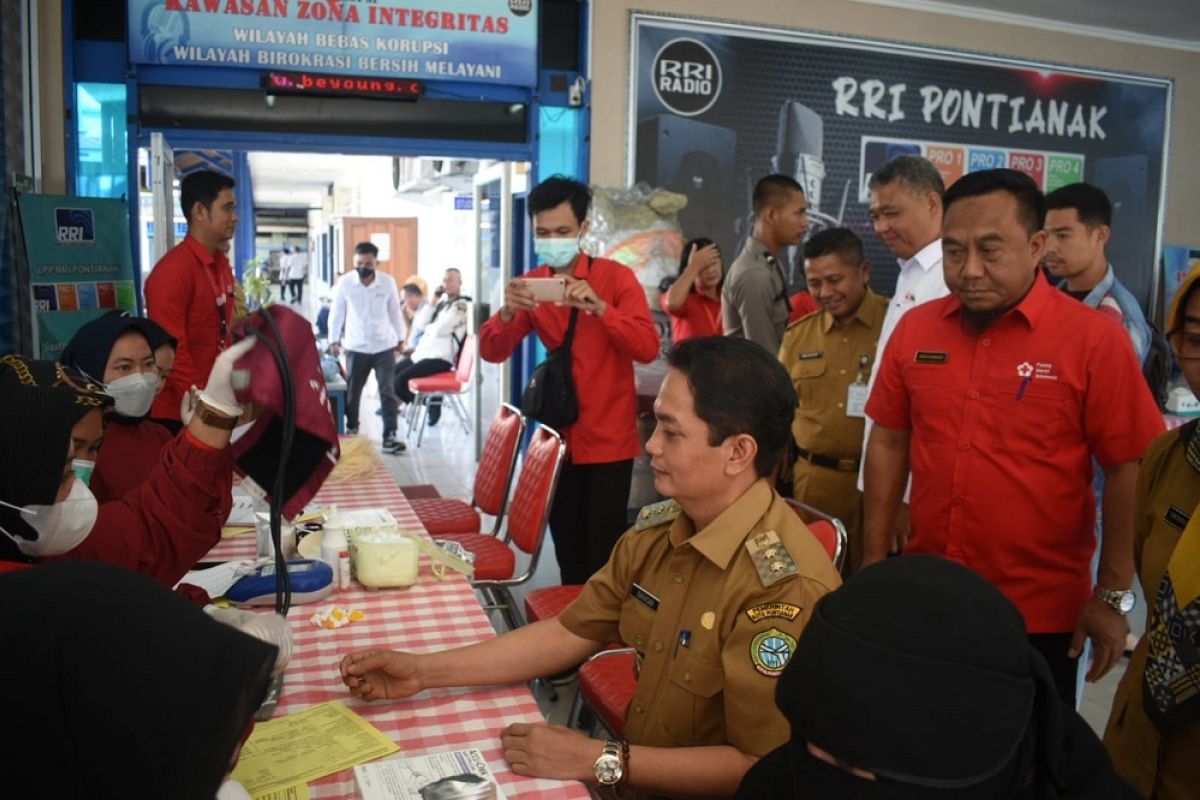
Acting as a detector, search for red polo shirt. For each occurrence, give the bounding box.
[145,236,236,420]
[787,290,820,323]
[480,255,659,464]
[866,273,1163,632]
[660,287,721,344]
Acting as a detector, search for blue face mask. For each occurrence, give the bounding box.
[534,238,579,269]
[71,459,95,487]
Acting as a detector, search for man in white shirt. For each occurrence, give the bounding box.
[287,247,309,304]
[858,155,949,554]
[329,241,406,451]
[395,268,471,428]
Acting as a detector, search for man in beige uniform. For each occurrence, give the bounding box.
[778,228,887,572]
[339,336,840,799]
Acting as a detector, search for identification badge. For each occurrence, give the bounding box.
[1164,505,1191,531]
[846,383,869,418]
[630,582,661,611]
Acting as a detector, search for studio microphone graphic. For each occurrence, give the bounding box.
[769,100,850,282]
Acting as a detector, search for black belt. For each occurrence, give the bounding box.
[796,446,859,473]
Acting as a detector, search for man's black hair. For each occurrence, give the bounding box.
[180,170,235,224]
[529,175,591,224]
[803,227,864,265]
[752,174,804,217]
[868,154,945,198]
[1045,182,1112,229]
[943,169,1046,235]
[667,336,796,478]
[354,241,379,257]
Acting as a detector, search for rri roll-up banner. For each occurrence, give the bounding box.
[630,14,1172,307]
[17,194,138,360]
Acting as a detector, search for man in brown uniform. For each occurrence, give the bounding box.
[778,228,886,572]
[339,336,840,798]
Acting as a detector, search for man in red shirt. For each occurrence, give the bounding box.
[145,171,238,420]
[862,169,1163,702]
[480,176,659,583]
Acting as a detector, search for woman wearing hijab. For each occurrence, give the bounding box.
[0,337,253,584]
[736,555,1136,799]
[140,316,186,435]
[60,312,175,502]
[0,560,276,798]
[1103,265,1200,798]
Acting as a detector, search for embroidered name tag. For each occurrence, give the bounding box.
[745,602,802,623]
[631,583,661,611]
[798,351,824,360]
[915,351,949,364]
[1164,505,1191,531]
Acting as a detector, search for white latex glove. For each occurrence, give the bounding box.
[205,604,293,674]
[199,337,257,417]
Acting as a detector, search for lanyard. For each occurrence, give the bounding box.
[198,253,235,350]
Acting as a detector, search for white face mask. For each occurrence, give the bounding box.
[106,372,159,418]
[0,478,98,556]
[534,237,580,269]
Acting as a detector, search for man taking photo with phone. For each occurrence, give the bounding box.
[480,175,659,584]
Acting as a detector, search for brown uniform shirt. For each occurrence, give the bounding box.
[559,480,841,757]
[1104,423,1200,799]
[778,289,888,460]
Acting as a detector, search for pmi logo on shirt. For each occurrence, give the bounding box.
[54,208,96,244]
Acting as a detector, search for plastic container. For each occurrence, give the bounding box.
[320,524,347,575]
[352,531,419,589]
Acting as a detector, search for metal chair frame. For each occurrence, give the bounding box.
[472,425,568,632]
[405,334,476,446]
[783,497,849,572]
[567,646,638,737]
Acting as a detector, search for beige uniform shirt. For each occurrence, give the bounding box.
[559,480,841,757]
[778,289,888,460]
[722,238,791,355]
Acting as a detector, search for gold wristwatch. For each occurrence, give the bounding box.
[593,739,624,787]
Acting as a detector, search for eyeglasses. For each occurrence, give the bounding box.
[1169,329,1200,360]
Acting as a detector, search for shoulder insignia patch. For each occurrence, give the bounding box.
[750,627,797,677]
[635,500,682,531]
[745,530,799,587]
[745,602,802,623]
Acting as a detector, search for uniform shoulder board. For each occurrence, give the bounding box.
[744,530,799,587]
[635,500,682,531]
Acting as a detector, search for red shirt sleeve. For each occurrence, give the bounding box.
[598,265,660,363]
[865,316,912,430]
[1082,323,1165,468]
[479,309,534,363]
[145,257,198,408]
[45,434,233,586]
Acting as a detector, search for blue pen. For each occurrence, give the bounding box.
[1016,375,1031,401]
[674,629,691,659]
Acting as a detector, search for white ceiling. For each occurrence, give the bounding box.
[852,0,1200,48]
[247,152,369,209]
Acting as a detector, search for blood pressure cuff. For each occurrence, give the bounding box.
[232,306,339,519]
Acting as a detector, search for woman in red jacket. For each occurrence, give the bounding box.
[60,313,174,502]
[0,338,253,585]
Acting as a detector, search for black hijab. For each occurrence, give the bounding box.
[0,356,111,554]
[59,310,153,385]
[736,556,1137,799]
[0,560,277,798]
[139,316,178,352]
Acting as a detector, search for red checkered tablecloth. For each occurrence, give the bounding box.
[205,466,588,799]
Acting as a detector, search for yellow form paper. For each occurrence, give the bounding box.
[252,785,310,800]
[231,701,400,794]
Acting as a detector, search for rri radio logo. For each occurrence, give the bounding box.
[55,208,96,244]
[651,38,722,117]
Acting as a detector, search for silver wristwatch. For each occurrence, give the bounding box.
[593,739,624,787]
[1095,586,1136,615]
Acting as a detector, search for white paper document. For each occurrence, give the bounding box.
[354,749,507,800]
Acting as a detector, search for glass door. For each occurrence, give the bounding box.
[472,162,513,458]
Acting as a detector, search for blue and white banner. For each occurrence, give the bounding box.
[129,0,538,87]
